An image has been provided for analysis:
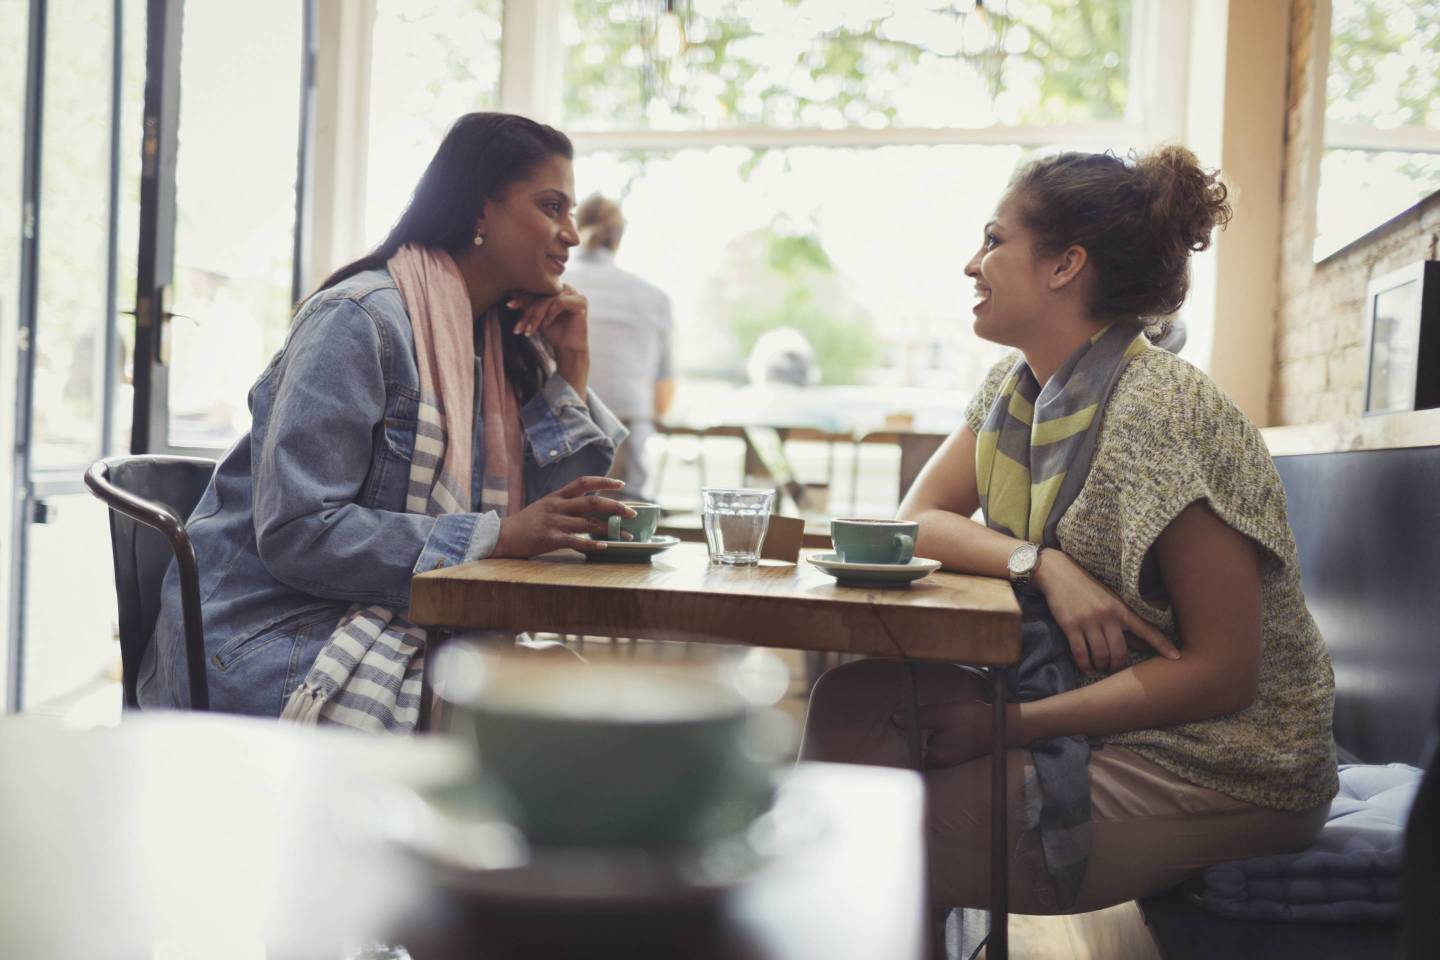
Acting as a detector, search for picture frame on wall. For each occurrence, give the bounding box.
[1362,261,1440,415]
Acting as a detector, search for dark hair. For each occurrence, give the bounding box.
[313,112,574,399]
[1008,145,1232,338]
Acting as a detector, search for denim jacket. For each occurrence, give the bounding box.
[137,268,626,715]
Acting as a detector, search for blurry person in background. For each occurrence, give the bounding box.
[746,325,818,391]
[725,326,846,433]
[563,194,675,500]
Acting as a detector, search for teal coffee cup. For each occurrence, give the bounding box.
[600,502,660,542]
[830,518,918,564]
[444,657,773,850]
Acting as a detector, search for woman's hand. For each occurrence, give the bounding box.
[507,285,590,394]
[507,285,589,354]
[892,698,995,769]
[492,475,632,558]
[1032,548,1179,675]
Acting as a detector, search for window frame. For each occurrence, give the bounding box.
[1306,0,1440,263]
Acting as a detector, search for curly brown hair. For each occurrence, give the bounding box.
[1008,145,1233,337]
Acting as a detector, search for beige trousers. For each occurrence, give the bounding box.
[800,658,1330,914]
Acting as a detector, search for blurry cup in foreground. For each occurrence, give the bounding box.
[830,517,918,564]
[437,651,776,850]
[702,487,774,566]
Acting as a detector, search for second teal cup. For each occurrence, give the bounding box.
[830,518,918,564]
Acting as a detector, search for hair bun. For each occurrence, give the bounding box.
[1008,146,1233,321]
[1135,145,1232,254]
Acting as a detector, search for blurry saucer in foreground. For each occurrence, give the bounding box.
[386,775,823,909]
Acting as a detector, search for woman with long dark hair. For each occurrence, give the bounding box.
[138,113,632,728]
[802,147,1337,916]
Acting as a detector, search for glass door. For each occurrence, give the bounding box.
[7,0,143,713]
[132,0,311,456]
[5,0,311,714]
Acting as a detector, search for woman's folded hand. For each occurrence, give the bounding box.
[1032,548,1179,676]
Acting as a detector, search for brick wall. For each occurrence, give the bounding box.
[1272,0,1440,425]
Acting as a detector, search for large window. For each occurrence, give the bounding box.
[31,2,129,469]
[11,0,146,714]
[1314,0,1440,260]
[554,0,1177,428]
[577,143,1025,429]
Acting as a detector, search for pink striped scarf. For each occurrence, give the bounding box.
[386,243,524,517]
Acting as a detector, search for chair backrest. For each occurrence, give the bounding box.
[87,456,217,707]
[1273,444,1440,766]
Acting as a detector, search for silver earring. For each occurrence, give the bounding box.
[473,231,485,247]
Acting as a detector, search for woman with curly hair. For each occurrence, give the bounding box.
[802,146,1337,915]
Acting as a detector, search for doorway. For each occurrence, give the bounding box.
[6,0,311,714]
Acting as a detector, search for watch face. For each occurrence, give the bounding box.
[1009,543,1037,575]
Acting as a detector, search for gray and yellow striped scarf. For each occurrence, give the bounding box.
[973,321,1150,910]
[977,323,1150,548]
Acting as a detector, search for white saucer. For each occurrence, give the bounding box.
[383,777,823,908]
[808,553,942,586]
[584,534,681,562]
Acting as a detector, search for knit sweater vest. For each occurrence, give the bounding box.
[965,347,1338,811]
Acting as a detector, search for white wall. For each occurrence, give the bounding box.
[1182,0,1290,425]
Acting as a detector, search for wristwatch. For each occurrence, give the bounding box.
[1007,542,1042,585]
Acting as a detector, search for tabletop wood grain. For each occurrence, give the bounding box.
[411,542,1021,665]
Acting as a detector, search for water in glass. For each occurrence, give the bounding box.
[702,488,774,566]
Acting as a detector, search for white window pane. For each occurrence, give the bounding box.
[563,0,1135,132]
[572,143,1093,433]
[1316,1,1440,259]
[33,1,113,469]
[1314,149,1440,260]
[364,0,502,247]
[1327,0,1440,129]
[168,1,303,449]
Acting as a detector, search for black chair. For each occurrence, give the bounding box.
[1401,685,1440,959]
[84,455,217,711]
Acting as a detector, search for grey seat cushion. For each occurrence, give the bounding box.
[1196,763,1421,923]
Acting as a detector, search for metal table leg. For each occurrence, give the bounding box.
[901,658,923,769]
[899,659,940,959]
[989,666,1009,959]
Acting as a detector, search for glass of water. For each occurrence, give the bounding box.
[702,487,775,566]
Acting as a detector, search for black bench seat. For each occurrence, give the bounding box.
[1140,442,1440,960]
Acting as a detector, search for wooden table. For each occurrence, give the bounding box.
[412,542,1024,958]
[0,715,927,960]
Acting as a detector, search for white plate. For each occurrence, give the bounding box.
[384,777,824,908]
[807,552,942,586]
[583,534,681,562]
